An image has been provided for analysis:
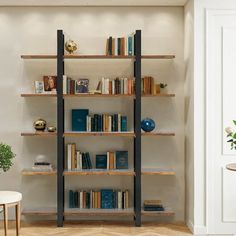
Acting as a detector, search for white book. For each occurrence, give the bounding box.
[88,116,91,132]
[63,75,67,94]
[118,114,121,132]
[76,151,81,170]
[115,38,118,56]
[118,191,122,209]
[105,78,109,94]
[86,116,89,132]
[67,144,72,170]
[125,37,128,56]
[124,78,128,94]
[80,191,83,209]
[101,77,105,94]
[107,152,110,170]
[120,78,124,94]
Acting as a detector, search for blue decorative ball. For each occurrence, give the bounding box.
[141,118,155,132]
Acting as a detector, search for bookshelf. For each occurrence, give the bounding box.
[21,29,175,227]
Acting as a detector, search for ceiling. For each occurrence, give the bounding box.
[0,0,189,6]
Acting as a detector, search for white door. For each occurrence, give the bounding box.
[206,10,236,234]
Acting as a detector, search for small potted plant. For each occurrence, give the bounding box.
[0,143,16,172]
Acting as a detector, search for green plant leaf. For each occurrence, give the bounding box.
[233,133,236,139]
[228,139,233,142]
[233,120,236,126]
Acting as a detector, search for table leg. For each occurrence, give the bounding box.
[3,204,8,236]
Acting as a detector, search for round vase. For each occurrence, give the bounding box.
[141,118,155,132]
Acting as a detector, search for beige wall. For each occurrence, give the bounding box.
[0,6,185,221]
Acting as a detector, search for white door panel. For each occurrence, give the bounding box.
[206,10,236,234]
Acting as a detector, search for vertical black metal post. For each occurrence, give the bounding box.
[134,30,141,227]
[57,30,65,227]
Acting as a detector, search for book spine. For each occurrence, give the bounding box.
[118,114,121,132]
[107,152,109,170]
[108,36,112,55]
[118,191,122,209]
[63,75,67,94]
[80,191,83,209]
[67,144,72,170]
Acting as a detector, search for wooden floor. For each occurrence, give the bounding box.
[0,221,193,236]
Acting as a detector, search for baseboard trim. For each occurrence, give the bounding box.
[187,221,207,235]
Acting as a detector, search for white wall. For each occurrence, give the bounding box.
[184,0,194,232]
[0,6,185,221]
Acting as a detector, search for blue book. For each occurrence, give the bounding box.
[72,109,89,131]
[128,36,133,55]
[101,189,114,209]
[116,151,128,169]
[121,116,127,132]
[69,190,74,208]
[96,154,107,169]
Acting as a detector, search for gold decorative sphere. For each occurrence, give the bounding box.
[34,118,47,132]
[65,39,77,54]
[47,126,56,132]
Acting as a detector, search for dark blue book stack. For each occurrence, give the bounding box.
[143,200,165,211]
[121,116,127,131]
[116,151,128,169]
[72,109,89,131]
[101,189,114,209]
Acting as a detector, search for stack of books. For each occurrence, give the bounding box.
[66,143,92,170]
[97,77,134,95]
[32,162,53,171]
[86,113,127,132]
[69,189,129,209]
[63,76,89,94]
[96,151,128,170]
[106,35,134,56]
[143,200,165,211]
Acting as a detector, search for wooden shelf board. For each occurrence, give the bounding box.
[142,55,175,59]
[21,54,175,60]
[22,169,57,176]
[21,93,56,97]
[21,55,57,59]
[64,132,135,137]
[142,168,175,175]
[142,93,175,97]
[142,132,175,136]
[64,94,134,98]
[64,169,135,176]
[141,210,175,216]
[64,55,134,59]
[64,208,134,216]
[22,207,57,216]
[21,132,57,137]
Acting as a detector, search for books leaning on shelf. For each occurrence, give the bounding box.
[66,143,92,170]
[69,189,129,209]
[97,77,134,95]
[86,113,127,132]
[142,76,168,95]
[143,200,165,211]
[106,34,134,56]
[63,75,89,94]
[96,151,128,170]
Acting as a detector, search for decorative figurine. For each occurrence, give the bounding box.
[33,118,47,132]
[141,118,155,132]
[47,126,56,132]
[65,39,77,54]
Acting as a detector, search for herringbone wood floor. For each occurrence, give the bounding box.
[0,221,192,236]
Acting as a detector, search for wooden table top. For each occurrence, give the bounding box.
[226,163,236,171]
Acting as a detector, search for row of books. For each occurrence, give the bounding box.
[63,76,89,94]
[66,145,92,170]
[98,77,134,95]
[66,144,128,170]
[86,114,127,132]
[142,76,167,95]
[106,35,134,56]
[72,109,128,132]
[69,189,129,209]
[143,200,165,211]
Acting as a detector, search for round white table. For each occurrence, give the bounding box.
[0,191,22,236]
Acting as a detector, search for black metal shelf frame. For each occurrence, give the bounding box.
[56,30,142,227]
